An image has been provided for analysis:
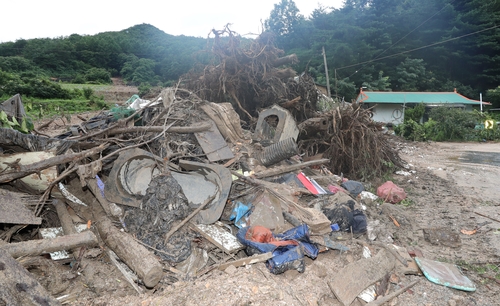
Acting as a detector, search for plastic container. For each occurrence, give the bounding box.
[330,223,340,231]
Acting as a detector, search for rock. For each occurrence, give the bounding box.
[224,265,237,275]
[423,228,461,248]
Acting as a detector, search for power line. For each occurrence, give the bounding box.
[337,24,500,71]
[344,0,456,78]
[351,0,457,77]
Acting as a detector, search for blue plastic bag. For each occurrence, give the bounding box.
[229,202,252,228]
[236,224,318,274]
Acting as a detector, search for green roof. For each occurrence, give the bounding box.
[356,91,488,105]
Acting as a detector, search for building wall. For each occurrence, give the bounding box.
[369,103,404,125]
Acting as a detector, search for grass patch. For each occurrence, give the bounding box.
[456,260,500,280]
[398,198,415,207]
[25,98,109,118]
[60,83,113,92]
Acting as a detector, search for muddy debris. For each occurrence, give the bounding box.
[1,29,496,306]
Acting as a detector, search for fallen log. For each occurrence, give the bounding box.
[106,122,212,136]
[90,199,163,288]
[52,199,77,236]
[253,158,330,179]
[0,248,61,306]
[0,143,108,183]
[298,117,330,134]
[0,230,98,258]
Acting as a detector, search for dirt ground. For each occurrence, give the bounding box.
[3,71,497,305]
[16,115,500,306]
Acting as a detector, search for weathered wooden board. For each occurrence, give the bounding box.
[0,189,42,225]
[328,249,395,306]
[194,120,234,162]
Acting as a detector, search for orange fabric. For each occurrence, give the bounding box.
[245,225,298,247]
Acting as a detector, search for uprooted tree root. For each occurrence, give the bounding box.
[179,25,402,180]
[299,103,405,180]
[180,25,317,121]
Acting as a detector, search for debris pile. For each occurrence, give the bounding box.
[0,30,479,305]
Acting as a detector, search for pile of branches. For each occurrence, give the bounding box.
[299,103,405,180]
[180,25,317,121]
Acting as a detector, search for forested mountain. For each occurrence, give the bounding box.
[266,0,500,105]
[0,24,206,86]
[0,0,499,107]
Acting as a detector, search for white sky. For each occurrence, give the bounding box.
[1,0,344,43]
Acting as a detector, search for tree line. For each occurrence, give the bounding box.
[0,0,499,107]
[266,0,500,107]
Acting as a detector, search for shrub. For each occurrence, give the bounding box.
[84,68,112,84]
[394,119,426,141]
[138,82,152,97]
[82,87,94,99]
[428,107,479,141]
[404,103,425,123]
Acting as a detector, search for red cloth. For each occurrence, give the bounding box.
[377,181,407,204]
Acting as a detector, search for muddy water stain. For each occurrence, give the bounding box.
[455,151,500,167]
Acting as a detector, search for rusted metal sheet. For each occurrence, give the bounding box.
[0,190,42,225]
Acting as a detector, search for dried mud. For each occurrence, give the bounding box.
[19,111,500,306]
[50,140,497,306]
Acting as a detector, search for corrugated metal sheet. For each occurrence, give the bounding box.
[356,91,488,105]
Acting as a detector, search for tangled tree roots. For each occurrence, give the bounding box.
[299,103,404,180]
[180,25,317,121]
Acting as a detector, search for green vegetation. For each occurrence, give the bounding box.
[456,260,500,282]
[395,106,500,141]
[263,0,500,107]
[0,110,33,133]
[398,198,415,207]
[0,1,500,114]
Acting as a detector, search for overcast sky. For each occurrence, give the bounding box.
[1,0,345,43]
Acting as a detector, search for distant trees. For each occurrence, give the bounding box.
[0,2,499,107]
[263,0,500,106]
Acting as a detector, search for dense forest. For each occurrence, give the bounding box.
[0,0,499,107]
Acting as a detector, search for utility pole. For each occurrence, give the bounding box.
[335,69,338,100]
[322,46,331,98]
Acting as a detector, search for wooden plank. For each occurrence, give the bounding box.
[218,252,274,271]
[328,249,395,306]
[0,189,42,225]
[192,223,244,254]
